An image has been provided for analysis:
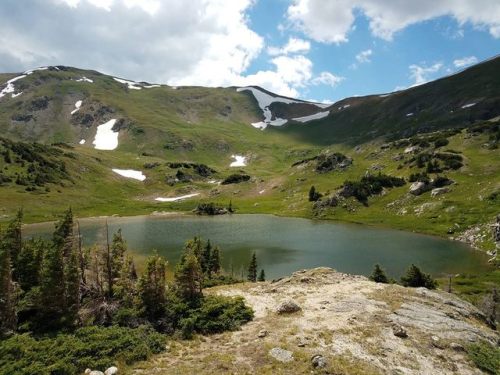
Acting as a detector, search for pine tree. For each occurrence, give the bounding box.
[16,238,45,291]
[308,186,321,202]
[139,252,167,320]
[247,252,257,282]
[2,209,23,281]
[401,264,437,289]
[258,269,265,282]
[369,264,389,283]
[111,229,127,279]
[174,251,203,303]
[0,244,17,335]
[38,242,66,330]
[52,208,73,255]
[201,239,212,276]
[39,208,75,330]
[209,246,221,276]
[114,254,137,307]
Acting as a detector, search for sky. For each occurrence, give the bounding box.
[0,0,499,103]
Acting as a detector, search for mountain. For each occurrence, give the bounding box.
[0,58,498,257]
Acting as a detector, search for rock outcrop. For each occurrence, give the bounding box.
[132,268,499,375]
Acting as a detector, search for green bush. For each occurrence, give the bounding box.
[0,325,166,375]
[400,264,437,289]
[467,342,500,374]
[190,295,253,335]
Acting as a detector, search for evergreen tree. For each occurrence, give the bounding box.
[0,244,17,335]
[209,246,221,276]
[369,264,389,283]
[228,200,234,213]
[174,252,203,303]
[308,186,321,202]
[201,239,212,276]
[247,252,257,282]
[114,254,137,307]
[111,229,127,279]
[258,269,265,282]
[2,209,23,280]
[38,209,75,330]
[38,242,66,330]
[139,252,167,320]
[16,238,45,292]
[52,208,73,255]
[400,264,437,289]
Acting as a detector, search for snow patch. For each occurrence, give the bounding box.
[11,92,22,98]
[155,193,199,202]
[112,169,146,181]
[114,77,142,90]
[292,111,329,123]
[406,112,414,117]
[71,100,82,115]
[230,155,247,167]
[76,77,93,83]
[461,103,476,109]
[379,93,391,98]
[24,67,48,75]
[259,189,265,194]
[93,119,118,150]
[0,75,27,99]
[79,139,86,145]
[143,84,161,88]
[238,86,324,129]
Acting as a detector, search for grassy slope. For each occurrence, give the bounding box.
[0,65,498,255]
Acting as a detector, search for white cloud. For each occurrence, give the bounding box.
[356,49,373,63]
[409,62,443,86]
[453,55,478,68]
[0,0,343,99]
[311,72,344,87]
[268,37,310,56]
[287,0,500,43]
[0,0,264,90]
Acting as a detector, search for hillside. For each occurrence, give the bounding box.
[0,59,498,257]
[131,268,499,375]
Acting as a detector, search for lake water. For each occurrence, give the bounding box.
[25,214,490,280]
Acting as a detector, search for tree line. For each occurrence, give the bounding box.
[0,209,253,338]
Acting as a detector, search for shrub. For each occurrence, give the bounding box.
[369,264,389,283]
[466,342,500,374]
[0,325,166,375]
[190,295,253,335]
[400,264,437,289]
[434,138,449,148]
[340,173,405,204]
[221,174,250,185]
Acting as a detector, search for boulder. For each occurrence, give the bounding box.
[392,325,408,338]
[104,367,118,375]
[431,187,450,197]
[257,330,268,338]
[89,371,104,375]
[409,181,430,196]
[269,347,294,363]
[450,342,465,351]
[276,300,301,314]
[311,354,327,368]
[404,145,420,154]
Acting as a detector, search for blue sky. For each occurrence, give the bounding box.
[245,1,500,102]
[0,0,499,103]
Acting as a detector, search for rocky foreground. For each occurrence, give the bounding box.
[132,268,498,374]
